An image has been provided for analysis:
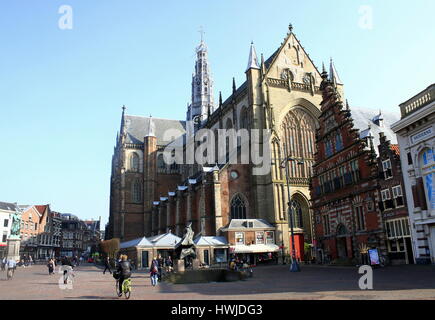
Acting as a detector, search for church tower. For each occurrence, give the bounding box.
[187,31,214,123]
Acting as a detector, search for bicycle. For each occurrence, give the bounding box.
[116,278,131,299]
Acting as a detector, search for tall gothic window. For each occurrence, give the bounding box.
[240,107,249,129]
[281,108,317,178]
[130,153,139,172]
[132,179,142,203]
[290,200,303,229]
[230,194,247,220]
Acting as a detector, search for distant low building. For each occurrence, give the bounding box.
[0,202,18,259]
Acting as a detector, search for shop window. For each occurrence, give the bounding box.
[214,249,227,263]
[256,232,265,245]
[235,232,245,245]
[265,231,275,244]
[420,148,435,211]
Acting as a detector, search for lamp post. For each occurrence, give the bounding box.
[281,142,304,272]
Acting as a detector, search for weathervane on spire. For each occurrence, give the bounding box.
[199,25,205,42]
[288,23,293,32]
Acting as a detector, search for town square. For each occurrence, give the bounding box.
[0,0,434,303]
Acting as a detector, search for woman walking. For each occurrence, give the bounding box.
[47,258,55,275]
[150,258,159,286]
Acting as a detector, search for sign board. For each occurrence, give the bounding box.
[411,127,433,144]
[368,248,380,265]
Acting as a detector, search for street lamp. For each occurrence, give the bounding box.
[280,142,304,272]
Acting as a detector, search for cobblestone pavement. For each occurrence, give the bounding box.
[0,263,434,300]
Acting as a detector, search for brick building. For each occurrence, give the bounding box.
[376,132,413,264]
[60,213,86,257]
[310,67,386,264]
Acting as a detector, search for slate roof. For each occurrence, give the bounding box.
[124,115,186,146]
[0,201,19,212]
[194,236,228,247]
[148,232,181,247]
[120,237,153,249]
[350,107,400,156]
[225,219,275,230]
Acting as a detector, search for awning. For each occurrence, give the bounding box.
[230,244,280,254]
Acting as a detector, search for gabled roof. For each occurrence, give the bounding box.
[120,237,153,249]
[0,201,19,212]
[224,219,275,230]
[34,205,48,215]
[148,232,181,247]
[194,236,228,246]
[124,115,185,146]
[21,205,42,217]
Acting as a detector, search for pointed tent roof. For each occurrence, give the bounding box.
[246,42,260,71]
[329,58,343,85]
[120,237,153,249]
[148,232,181,248]
[145,116,156,137]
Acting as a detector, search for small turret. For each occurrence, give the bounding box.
[246,41,260,72]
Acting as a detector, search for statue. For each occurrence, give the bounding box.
[9,210,22,239]
[175,222,197,268]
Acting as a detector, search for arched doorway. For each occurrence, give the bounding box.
[289,193,313,261]
[336,224,348,259]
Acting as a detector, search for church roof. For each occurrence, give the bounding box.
[224,219,275,230]
[148,232,181,247]
[0,201,19,212]
[120,237,153,249]
[349,107,400,155]
[124,115,186,146]
[194,236,228,246]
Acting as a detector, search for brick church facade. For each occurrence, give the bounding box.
[108,25,348,262]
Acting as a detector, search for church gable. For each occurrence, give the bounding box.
[265,28,322,86]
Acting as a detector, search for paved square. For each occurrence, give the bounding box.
[0,263,435,300]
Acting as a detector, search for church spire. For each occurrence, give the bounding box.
[187,29,214,123]
[120,105,127,138]
[145,116,155,137]
[246,41,260,71]
[329,58,343,86]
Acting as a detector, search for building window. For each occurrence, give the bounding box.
[2,233,7,242]
[265,231,275,244]
[420,148,435,211]
[335,133,343,151]
[130,153,139,172]
[381,189,394,210]
[322,215,330,235]
[230,194,247,220]
[350,160,359,182]
[355,206,365,230]
[290,200,303,228]
[157,154,166,171]
[325,140,333,157]
[3,219,8,227]
[256,232,265,245]
[132,179,142,203]
[392,185,404,207]
[235,232,245,245]
[382,159,393,179]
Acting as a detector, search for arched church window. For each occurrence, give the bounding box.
[240,107,249,129]
[290,200,303,229]
[420,148,435,211]
[132,179,142,203]
[230,194,247,220]
[130,153,139,172]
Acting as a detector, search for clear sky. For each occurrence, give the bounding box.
[0,0,433,228]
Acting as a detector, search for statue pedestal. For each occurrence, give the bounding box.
[192,258,200,270]
[174,259,185,273]
[6,238,21,261]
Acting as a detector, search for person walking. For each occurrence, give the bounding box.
[1,257,6,271]
[47,258,55,275]
[61,256,74,284]
[115,255,132,297]
[150,258,159,287]
[103,257,112,275]
[165,256,173,273]
[6,258,17,280]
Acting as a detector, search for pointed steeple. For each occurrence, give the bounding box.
[246,41,260,71]
[219,91,222,108]
[120,105,127,138]
[321,62,328,80]
[145,116,155,137]
[260,53,266,74]
[329,58,343,86]
[187,31,214,122]
[232,77,236,94]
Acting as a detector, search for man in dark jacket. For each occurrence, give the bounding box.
[103,257,112,274]
[116,255,132,296]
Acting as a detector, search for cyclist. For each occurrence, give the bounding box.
[116,255,132,297]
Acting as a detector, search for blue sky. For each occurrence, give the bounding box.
[0,0,433,228]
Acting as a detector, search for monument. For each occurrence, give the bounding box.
[174,222,198,270]
[6,209,22,261]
